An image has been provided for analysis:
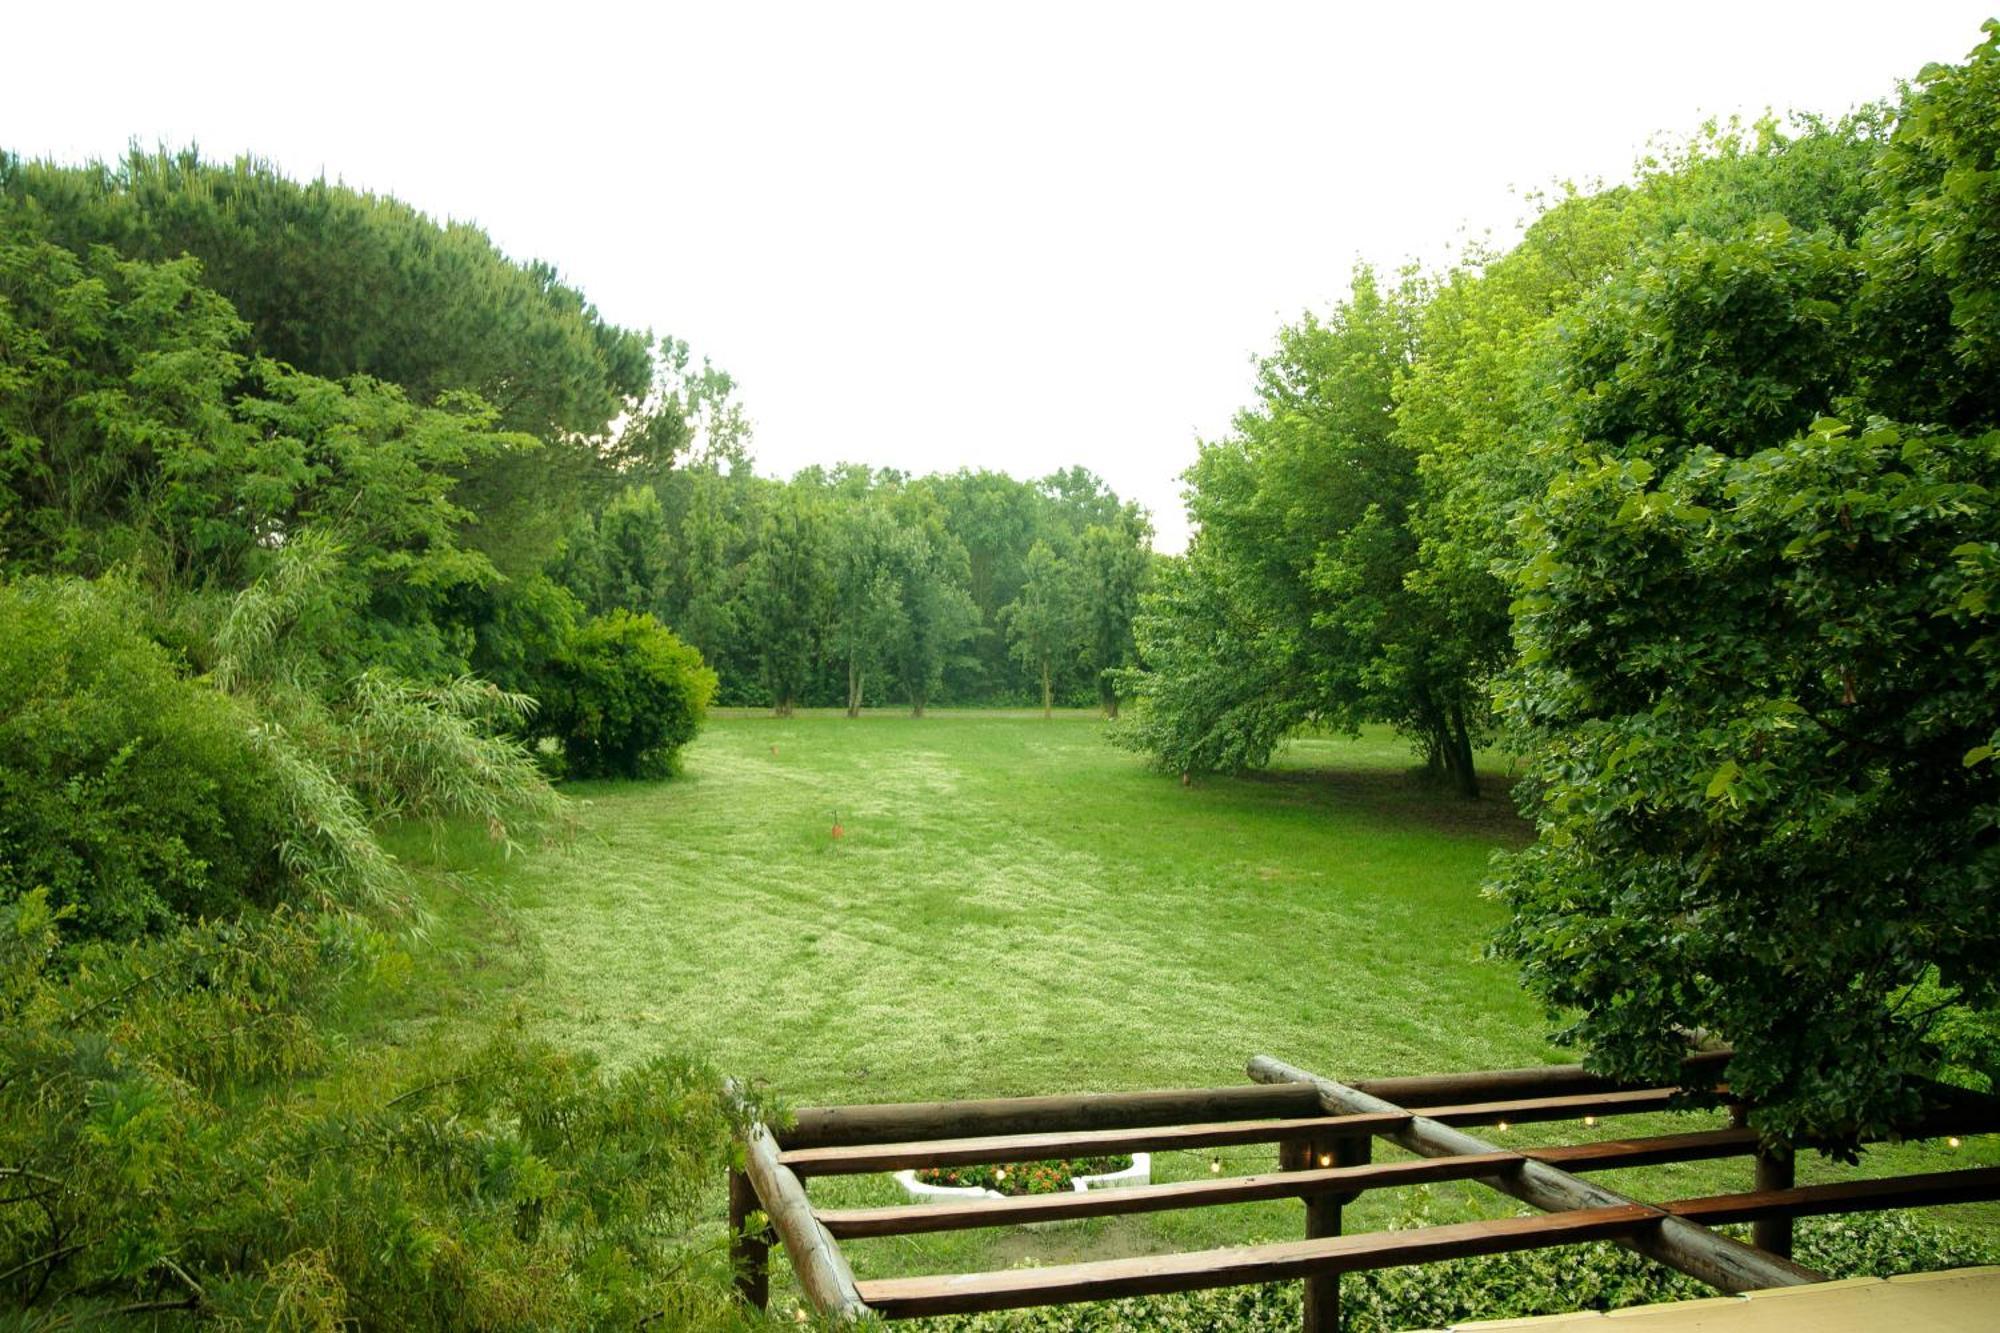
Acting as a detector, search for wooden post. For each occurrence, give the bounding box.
[1729,1102,1796,1260]
[728,1165,772,1309]
[1282,1131,1370,1331]
[1753,1148,1795,1258]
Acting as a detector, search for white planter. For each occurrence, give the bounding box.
[894,1152,1153,1202]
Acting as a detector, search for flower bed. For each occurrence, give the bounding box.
[914,1155,1137,1196]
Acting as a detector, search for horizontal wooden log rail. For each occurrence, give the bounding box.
[1667,1165,2000,1224]
[1529,1126,1761,1169]
[778,1112,1409,1177]
[855,1204,1662,1318]
[1411,1085,1705,1127]
[781,1082,1326,1149]
[817,1152,1524,1238]
[1352,1049,1735,1106]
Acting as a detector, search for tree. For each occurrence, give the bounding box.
[566,484,672,622]
[1069,522,1153,717]
[1115,547,1303,776]
[999,541,1077,718]
[886,523,980,717]
[1118,269,1494,789]
[739,490,831,715]
[827,502,907,716]
[1494,30,2000,1145]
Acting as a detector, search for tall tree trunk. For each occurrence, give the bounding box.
[846,659,861,719]
[1099,673,1119,719]
[1446,700,1480,800]
[775,694,794,719]
[1041,660,1052,719]
[1416,693,1449,783]
[911,690,925,719]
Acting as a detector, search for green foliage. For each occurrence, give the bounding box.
[740,490,832,715]
[1068,522,1153,717]
[0,236,248,579]
[1119,269,1491,789]
[0,553,567,941]
[1492,30,2000,1145]
[999,541,1079,717]
[0,890,756,1330]
[0,148,651,439]
[827,500,907,715]
[1495,418,2000,1144]
[885,520,982,716]
[0,579,288,939]
[1113,548,1305,776]
[211,536,565,901]
[932,1211,2000,1331]
[1861,21,2000,428]
[537,611,717,779]
[1114,34,2000,1142]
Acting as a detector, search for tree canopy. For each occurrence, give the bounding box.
[1119,23,2000,1143]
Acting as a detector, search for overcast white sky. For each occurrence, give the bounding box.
[6,3,1994,548]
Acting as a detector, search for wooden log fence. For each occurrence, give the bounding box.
[728,1051,2000,1329]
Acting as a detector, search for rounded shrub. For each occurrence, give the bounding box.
[0,580,291,939]
[536,611,717,779]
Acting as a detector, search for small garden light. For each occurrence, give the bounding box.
[1949,1137,1963,1149]
[1496,1120,1510,1133]
[1317,1152,1332,1168]
[1583,1115,1598,1128]
[1210,1157,1222,1174]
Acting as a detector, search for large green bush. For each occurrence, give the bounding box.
[0,889,759,1330]
[0,580,290,939]
[537,611,717,779]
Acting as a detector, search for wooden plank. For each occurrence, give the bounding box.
[1248,1055,1823,1294]
[856,1203,1660,1318]
[779,1111,1408,1177]
[1666,1166,2000,1225]
[1413,1086,1702,1127]
[782,1082,1325,1149]
[1353,1049,1734,1105]
[817,1152,1523,1238]
[1530,1114,1996,1173]
[1529,1127,1761,1170]
[740,1123,872,1321]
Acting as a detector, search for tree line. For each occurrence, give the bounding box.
[560,463,1155,718]
[1117,28,2000,1145]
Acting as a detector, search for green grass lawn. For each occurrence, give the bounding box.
[453,709,1995,1307]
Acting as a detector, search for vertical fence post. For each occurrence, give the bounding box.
[728,1165,772,1309]
[1752,1148,1795,1259]
[1731,1103,1795,1261]
[1282,1131,1370,1333]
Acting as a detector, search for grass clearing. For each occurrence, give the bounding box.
[453,710,1996,1300]
[505,711,1541,1096]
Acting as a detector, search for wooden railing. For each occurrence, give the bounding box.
[727,1053,2000,1329]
